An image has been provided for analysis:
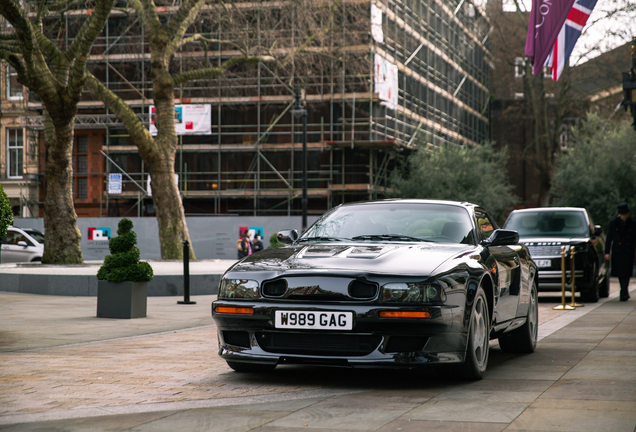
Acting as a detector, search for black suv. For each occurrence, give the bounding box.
[503,207,608,302]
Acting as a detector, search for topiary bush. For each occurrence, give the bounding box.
[268,232,284,248]
[97,218,153,283]
[0,184,13,239]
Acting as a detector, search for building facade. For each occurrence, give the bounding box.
[1,0,492,218]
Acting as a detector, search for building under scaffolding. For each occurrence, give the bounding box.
[1,0,492,218]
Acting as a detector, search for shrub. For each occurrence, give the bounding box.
[268,232,284,248]
[0,184,13,238]
[97,218,153,282]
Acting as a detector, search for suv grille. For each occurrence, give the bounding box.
[348,280,378,299]
[256,332,381,356]
[527,245,563,257]
[262,279,287,297]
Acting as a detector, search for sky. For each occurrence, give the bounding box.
[493,0,636,65]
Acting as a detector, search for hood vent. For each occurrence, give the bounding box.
[262,279,287,297]
[348,280,378,299]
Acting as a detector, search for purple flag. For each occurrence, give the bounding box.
[525,0,577,76]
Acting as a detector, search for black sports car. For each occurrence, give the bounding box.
[212,200,538,380]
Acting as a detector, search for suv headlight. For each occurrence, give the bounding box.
[382,282,445,303]
[218,279,259,299]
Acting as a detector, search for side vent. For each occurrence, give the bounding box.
[262,279,287,297]
[348,280,378,299]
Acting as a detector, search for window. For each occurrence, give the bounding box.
[6,66,22,100]
[74,136,89,199]
[7,128,23,178]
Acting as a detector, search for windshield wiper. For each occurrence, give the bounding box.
[350,234,432,242]
[300,236,347,242]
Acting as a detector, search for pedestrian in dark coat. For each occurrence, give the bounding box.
[605,203,636,301]
[237,230,252,259]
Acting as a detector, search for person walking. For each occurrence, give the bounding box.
[605,203,636,301]
[252,235,264,254]
[237,230,252,259]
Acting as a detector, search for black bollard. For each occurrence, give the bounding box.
[178,240,196,304]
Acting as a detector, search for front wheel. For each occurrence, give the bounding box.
[226,361,277,373]
[498,281,538,353]
[457,286,490,380]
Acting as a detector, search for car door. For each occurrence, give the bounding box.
[476,209,521,324]
[1,229,36,263]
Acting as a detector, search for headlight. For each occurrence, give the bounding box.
[218,279,259,299]
[382,282,445,303]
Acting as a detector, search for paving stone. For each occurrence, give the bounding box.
[375,419,508,432]
[562,364,636,380]
[484,364,571,381]
[507,406,636,431]
[540,379,636,401]
[404,400,529,423]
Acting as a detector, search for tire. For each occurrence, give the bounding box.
[456,286,490,380]
[599,272,610,298]
[580,276,599,303]
[226,361,277,373]
[498,282,538,353]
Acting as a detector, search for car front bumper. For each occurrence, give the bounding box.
[212,300,465,368]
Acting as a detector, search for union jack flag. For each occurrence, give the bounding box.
[545,0,598,81]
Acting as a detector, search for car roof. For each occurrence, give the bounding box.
[509,207,587,214]
[338,199,479,209]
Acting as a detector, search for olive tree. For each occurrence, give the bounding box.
[390,142,519,222]
[0,0,115,263]
[551,114,636,228]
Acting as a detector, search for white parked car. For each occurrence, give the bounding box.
[1,226,44,263]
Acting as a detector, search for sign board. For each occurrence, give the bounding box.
[149,104,212,136]
[371,4,384,43]
[108,173,122,194]
[374,54,398,110]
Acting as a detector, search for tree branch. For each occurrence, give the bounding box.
[166,0,207,56]
[136,0,164,38]
[85,71,157,156]
[171,55,275,86]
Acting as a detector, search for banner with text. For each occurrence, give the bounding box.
[149,104,212,136]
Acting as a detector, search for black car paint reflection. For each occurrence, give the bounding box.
[212,200,538,380]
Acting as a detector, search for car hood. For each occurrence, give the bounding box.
[225,242,478,277]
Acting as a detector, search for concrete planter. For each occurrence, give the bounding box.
[97,281,148,319]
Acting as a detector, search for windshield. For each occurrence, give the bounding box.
[25,229,45,244]
[504,210,589,238]
[301,202,475,244]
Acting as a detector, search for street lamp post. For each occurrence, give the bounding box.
[292,90,308,232]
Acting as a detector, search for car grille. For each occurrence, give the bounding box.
[262,279,287,297]
[385,336,428,353]
[256,332,381,356]
[222,331,251,348]
[348,280,378,299]
[527,245,563,257]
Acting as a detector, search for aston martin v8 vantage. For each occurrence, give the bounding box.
[212,200,538,380]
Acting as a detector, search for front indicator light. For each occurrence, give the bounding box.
[215,306,254,315]
[378,311,430,319]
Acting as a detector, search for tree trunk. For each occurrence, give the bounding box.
[42,114,83,264]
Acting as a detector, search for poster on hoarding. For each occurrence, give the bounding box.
[374,54,398,110]
[149,104,212,136]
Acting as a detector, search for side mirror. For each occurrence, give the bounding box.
[593,225,602,237]
[483,229,519,246]
[277,230,299,245]
[17,241,28,248]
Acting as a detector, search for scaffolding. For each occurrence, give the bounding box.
[20,0,492,217]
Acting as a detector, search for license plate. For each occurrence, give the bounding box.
[275,311,353,330]
[536,259,551,268]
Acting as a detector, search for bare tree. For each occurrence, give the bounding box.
[85,0,354,259]
[0,0,115,263]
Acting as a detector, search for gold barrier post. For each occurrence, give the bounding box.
[554,246,574,310]
[569,245,584,308]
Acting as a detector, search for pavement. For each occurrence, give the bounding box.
[0,280,635,431]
